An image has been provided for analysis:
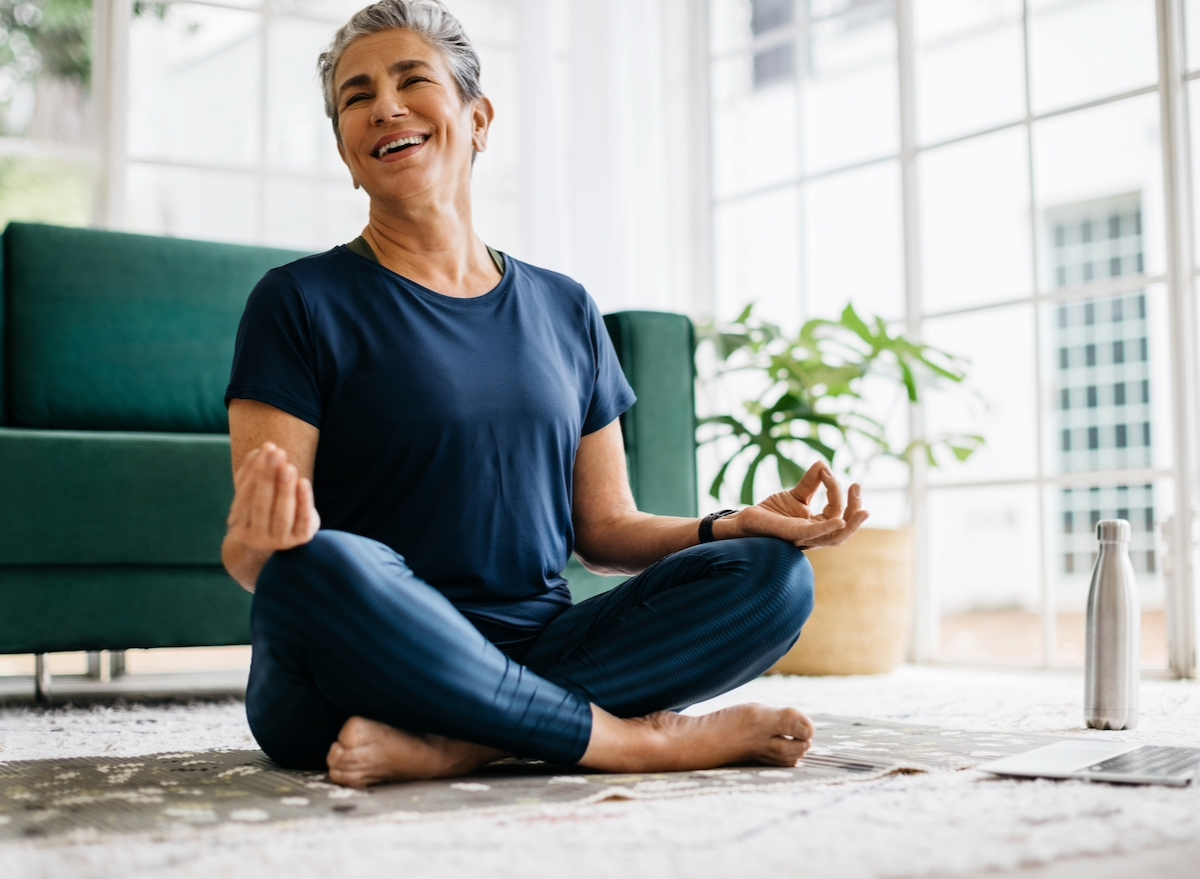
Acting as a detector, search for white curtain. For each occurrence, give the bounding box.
[509,0,709,317]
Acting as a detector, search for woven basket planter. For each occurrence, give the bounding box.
[772,528,914,676]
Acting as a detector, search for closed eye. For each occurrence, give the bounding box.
[343,93,371,108]
[402,76,430,87]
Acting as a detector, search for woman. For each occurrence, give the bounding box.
[223,0,868,789]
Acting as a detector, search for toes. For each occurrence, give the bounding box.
[738,704,814,742]
[327,740,350,769]
[327,743,370,786]
[337,716,372,748]
[778,707,815,741]
[329,767,370,789]
[760,736,810,766]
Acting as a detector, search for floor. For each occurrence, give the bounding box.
[0,664,1197,879]
[968,844,1200,878]
[940,610,1169,667]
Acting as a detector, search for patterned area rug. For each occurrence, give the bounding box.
[0,715,1063,844]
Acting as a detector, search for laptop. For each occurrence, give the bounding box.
[977,740,1200,787]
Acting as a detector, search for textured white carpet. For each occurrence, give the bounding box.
[1,665,1198,879]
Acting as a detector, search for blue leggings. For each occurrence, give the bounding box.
[247,531,815,769]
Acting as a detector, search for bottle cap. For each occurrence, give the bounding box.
[1096,519,1131,544]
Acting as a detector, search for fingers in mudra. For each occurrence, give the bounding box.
[227,442,319,550]
[791,460,844,520]
[750,462,869,549]
[801,483,870,549]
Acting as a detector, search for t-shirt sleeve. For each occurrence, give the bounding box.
[225,268,324,428]
[581,296,637,436]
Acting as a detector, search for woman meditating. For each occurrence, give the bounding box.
[223,0,868,789]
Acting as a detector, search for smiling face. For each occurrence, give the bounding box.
[333,28,491,208]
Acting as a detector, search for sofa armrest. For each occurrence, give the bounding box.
[603,311,698,519]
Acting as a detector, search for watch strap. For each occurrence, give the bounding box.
[699,509,737,544]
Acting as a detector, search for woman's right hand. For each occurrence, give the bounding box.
[226,441,320,552]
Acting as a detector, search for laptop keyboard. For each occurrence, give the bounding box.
[1085,746,1200,778]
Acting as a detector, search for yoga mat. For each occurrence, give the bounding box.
[0,715,1064,844]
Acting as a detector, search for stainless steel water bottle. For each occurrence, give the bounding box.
[1084,519,1140,730]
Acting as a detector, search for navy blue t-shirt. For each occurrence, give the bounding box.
[225,246,636,652]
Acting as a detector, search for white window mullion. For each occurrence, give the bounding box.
[92,0,133,229]
[1020,0,1055,669]
[694,0,716,321]
[896,0,933,661]
[1156,0,1200,679]
[256,7,270,244]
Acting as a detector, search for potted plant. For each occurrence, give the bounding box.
[696,304,983,675]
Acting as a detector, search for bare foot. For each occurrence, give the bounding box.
[580,703,816,773]
[327,717,506,788]
[327,703,814,788]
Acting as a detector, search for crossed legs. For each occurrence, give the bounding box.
[247,531,816,786]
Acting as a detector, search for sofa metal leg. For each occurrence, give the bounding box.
[110,650,127,678]
[34,654,51,702]
[86,651,103,680]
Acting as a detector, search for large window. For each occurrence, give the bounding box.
[98,0,696,314]
[709,0,1200,673]
[113,0,526,252]
[0,0,98,228]
[1,1,704,304]
[0,0,536,254]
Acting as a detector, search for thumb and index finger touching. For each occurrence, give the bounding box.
[786,461,874,542]
[790,460,845,520]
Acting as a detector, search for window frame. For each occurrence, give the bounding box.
[707,0,1200,678]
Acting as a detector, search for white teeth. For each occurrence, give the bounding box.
[376,135,426,158]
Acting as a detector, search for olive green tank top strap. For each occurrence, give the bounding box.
[347,236,506,276]
[345,235,377,262]
[486,245,507,276]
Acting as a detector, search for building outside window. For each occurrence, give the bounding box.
[1051,195,1166,664]
[750,0,795,88]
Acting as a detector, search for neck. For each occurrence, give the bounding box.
[361,178,499,299]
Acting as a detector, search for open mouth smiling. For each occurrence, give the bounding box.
[375,134,429,159]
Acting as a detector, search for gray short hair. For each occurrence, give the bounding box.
[318,0,483,138]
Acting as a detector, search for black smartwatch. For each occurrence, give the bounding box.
[699,509,737,543]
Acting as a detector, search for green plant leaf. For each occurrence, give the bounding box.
[697,299,986,484]
[740,448,771,506]
[795,435,838,462]
[708,442,747,500]
[697,414,752,440]
[840,304,873,342]
[776,454,806,488]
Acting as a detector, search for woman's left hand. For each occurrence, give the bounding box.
[715,461,870,549]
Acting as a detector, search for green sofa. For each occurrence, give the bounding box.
[0,223,697,676]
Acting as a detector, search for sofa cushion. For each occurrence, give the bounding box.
[4,223,306,432]
[0,566,250,653]
[0,429,231,566]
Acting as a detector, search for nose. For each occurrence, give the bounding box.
[371,91,408,127]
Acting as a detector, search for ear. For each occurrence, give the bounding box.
[337,139,361,190]
[471,96,495,153]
